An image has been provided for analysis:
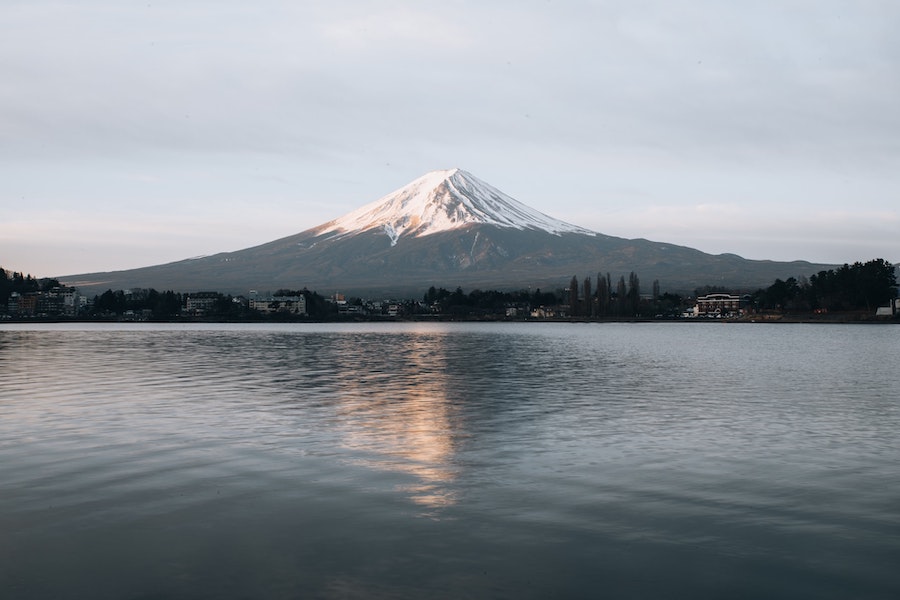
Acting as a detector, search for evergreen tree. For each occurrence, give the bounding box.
[583,276,592,317]
[567,276,578,316]
[808,259,897,311]
[596,273,609,316]
[615,276,626,316]
[0,268,10,308]
[627,272,641,315]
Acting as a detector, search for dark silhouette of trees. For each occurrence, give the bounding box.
[652,292,685,317]
[0,268,46,308]
[568,276,579,316]
[92,288,189,318]
[596,273,610,316]
[531,288,558,307]
[424,286,452,305]
[10,257,892,322]
[753,277,805,311]
[583,277,593,317]
[627,272,641,316]
[748,259,897,314]
[808,259,897,311]
[558,259,895,318]
[424,286,560,317]
[94,289,127,314]
[694,285,732,297]
[615,276,627,316]
[153,291,183,319]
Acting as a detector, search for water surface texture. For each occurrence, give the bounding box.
[2,322,899,599]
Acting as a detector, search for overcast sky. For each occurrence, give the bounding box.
[3,1,898,277]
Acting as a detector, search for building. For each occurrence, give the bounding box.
[7,292,23,316]
[184,292,220,316]
[47,287,81,316]
[5,287,83,318]
[7,292,39,316]
[694,293,745,318]
[249,295,307,315]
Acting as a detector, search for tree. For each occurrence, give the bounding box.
[596,273,610,316]
[40,278,62,292]
[809,259,897,312]
[627,272,641,315]
[94,289,126,314]
[655,292,685,317]
[854,258,897,310]
[615,276,626,316]
[0,268,10,307]
[583,276,592,317]
[569,276,579,316]
[760,277,802,311]
[531,288,557,307]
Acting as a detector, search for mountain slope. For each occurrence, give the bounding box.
[61,169,836,296]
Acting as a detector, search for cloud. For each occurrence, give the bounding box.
[319,6,473,52]
[2,1,898,275]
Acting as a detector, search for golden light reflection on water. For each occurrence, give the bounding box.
[333,333,461,510]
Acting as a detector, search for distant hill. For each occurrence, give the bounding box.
[61,169,836,296]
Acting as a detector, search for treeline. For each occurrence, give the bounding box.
[568,272,644,317]
[5,259,894,321]
[423,274,686,319]
[567,272,683,317]
[0,268,63,305]
[91,288,337,320]
[751,259,897,313]
[93,289,199,319]
[423,286,558,316]
[426,273,682,319]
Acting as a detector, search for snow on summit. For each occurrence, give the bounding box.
[314,168,596,245]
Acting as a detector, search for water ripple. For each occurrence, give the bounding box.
[2,322,899,598]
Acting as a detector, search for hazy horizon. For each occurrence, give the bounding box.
[3,2,898,277]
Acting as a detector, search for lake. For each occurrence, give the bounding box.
[2,322,899,599]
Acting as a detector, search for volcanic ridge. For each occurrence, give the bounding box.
[61,169,835,296]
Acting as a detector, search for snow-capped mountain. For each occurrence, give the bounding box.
[61,169,836,296]
[313,168,596,245]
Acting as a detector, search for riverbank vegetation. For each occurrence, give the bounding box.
[2,259,896,322]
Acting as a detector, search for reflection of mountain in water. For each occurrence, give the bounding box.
[332,332,461,510]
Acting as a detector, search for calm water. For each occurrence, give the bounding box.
[2,322,899,599]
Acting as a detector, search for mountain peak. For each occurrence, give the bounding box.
[313,168,596,245]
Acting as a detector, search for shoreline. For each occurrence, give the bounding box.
[2,314,897,325]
